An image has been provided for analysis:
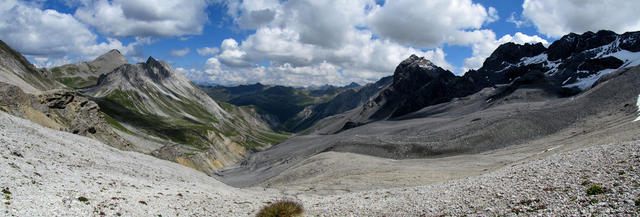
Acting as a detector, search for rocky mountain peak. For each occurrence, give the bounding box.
[399,54,437,69]
[343,82,360,88]
[547,30,619,61]
[146,56,159,64]
[481,42,547,72]
[91,49,128,68]
[100,49,123,58]
[143,56,173,80]
[96,49,125,60]
[619,31,640,52]
[392,54,453,93]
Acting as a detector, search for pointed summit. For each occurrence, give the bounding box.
[142,56,175,80]
[393,55,452,91]
[51,49,129,88]
[107,49,121,54]
[343,82,360,88]
[94,49,124,60]
[91,49,127,68]
[401,54,425,65]
[146,56,158,64]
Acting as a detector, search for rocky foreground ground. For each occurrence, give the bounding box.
[0,111,639,216]
[300,142,640,216]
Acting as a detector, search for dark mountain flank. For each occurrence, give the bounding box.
[347,30,640,126]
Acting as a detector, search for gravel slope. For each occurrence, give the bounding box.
[1,110,639,216]
[0,111,279,216]
[300,142,640,216]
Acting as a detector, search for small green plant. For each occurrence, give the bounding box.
[635,198,640,206]
[586,184,604,196]
[256,200,303,217]
[1,188,10,195]
[77,196,89,202]
[518,199,540,206]
[139,200,147,205]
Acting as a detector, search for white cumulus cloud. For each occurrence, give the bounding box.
[74,0,210,37]
[0,0,146,67]
[368,0,496,47]
[196,0,466,86]
[522,0,640,37]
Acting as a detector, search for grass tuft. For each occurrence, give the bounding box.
[256,200,303,217]
[77,196,89,202]
[585,184,604,196]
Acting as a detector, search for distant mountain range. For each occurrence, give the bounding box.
[201,80,388,132]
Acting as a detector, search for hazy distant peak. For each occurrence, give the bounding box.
[92,49,127,67]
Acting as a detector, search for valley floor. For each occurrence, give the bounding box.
[0,111,639,216]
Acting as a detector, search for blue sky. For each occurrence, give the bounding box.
[2,0,640,86]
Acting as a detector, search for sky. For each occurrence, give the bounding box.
[2,0,640,87]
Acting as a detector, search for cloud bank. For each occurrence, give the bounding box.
[190,0,516,86]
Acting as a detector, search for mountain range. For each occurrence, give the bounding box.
[201,79,390,132]
[216,30,640,188]
[0,42,288,174]
[1,29,640,215]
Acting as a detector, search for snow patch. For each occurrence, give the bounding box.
[521,53,548,65]
[564,49,640,90]
[593,39,621,58]
[516,53,564,76]
[418,62,433,70]
[563,68,615,90]
[604,50,640,68]
[544,60,562,76]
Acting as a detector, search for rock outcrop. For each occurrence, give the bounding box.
[0,82,130,149]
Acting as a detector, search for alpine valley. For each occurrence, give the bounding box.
[1,30,640,216]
